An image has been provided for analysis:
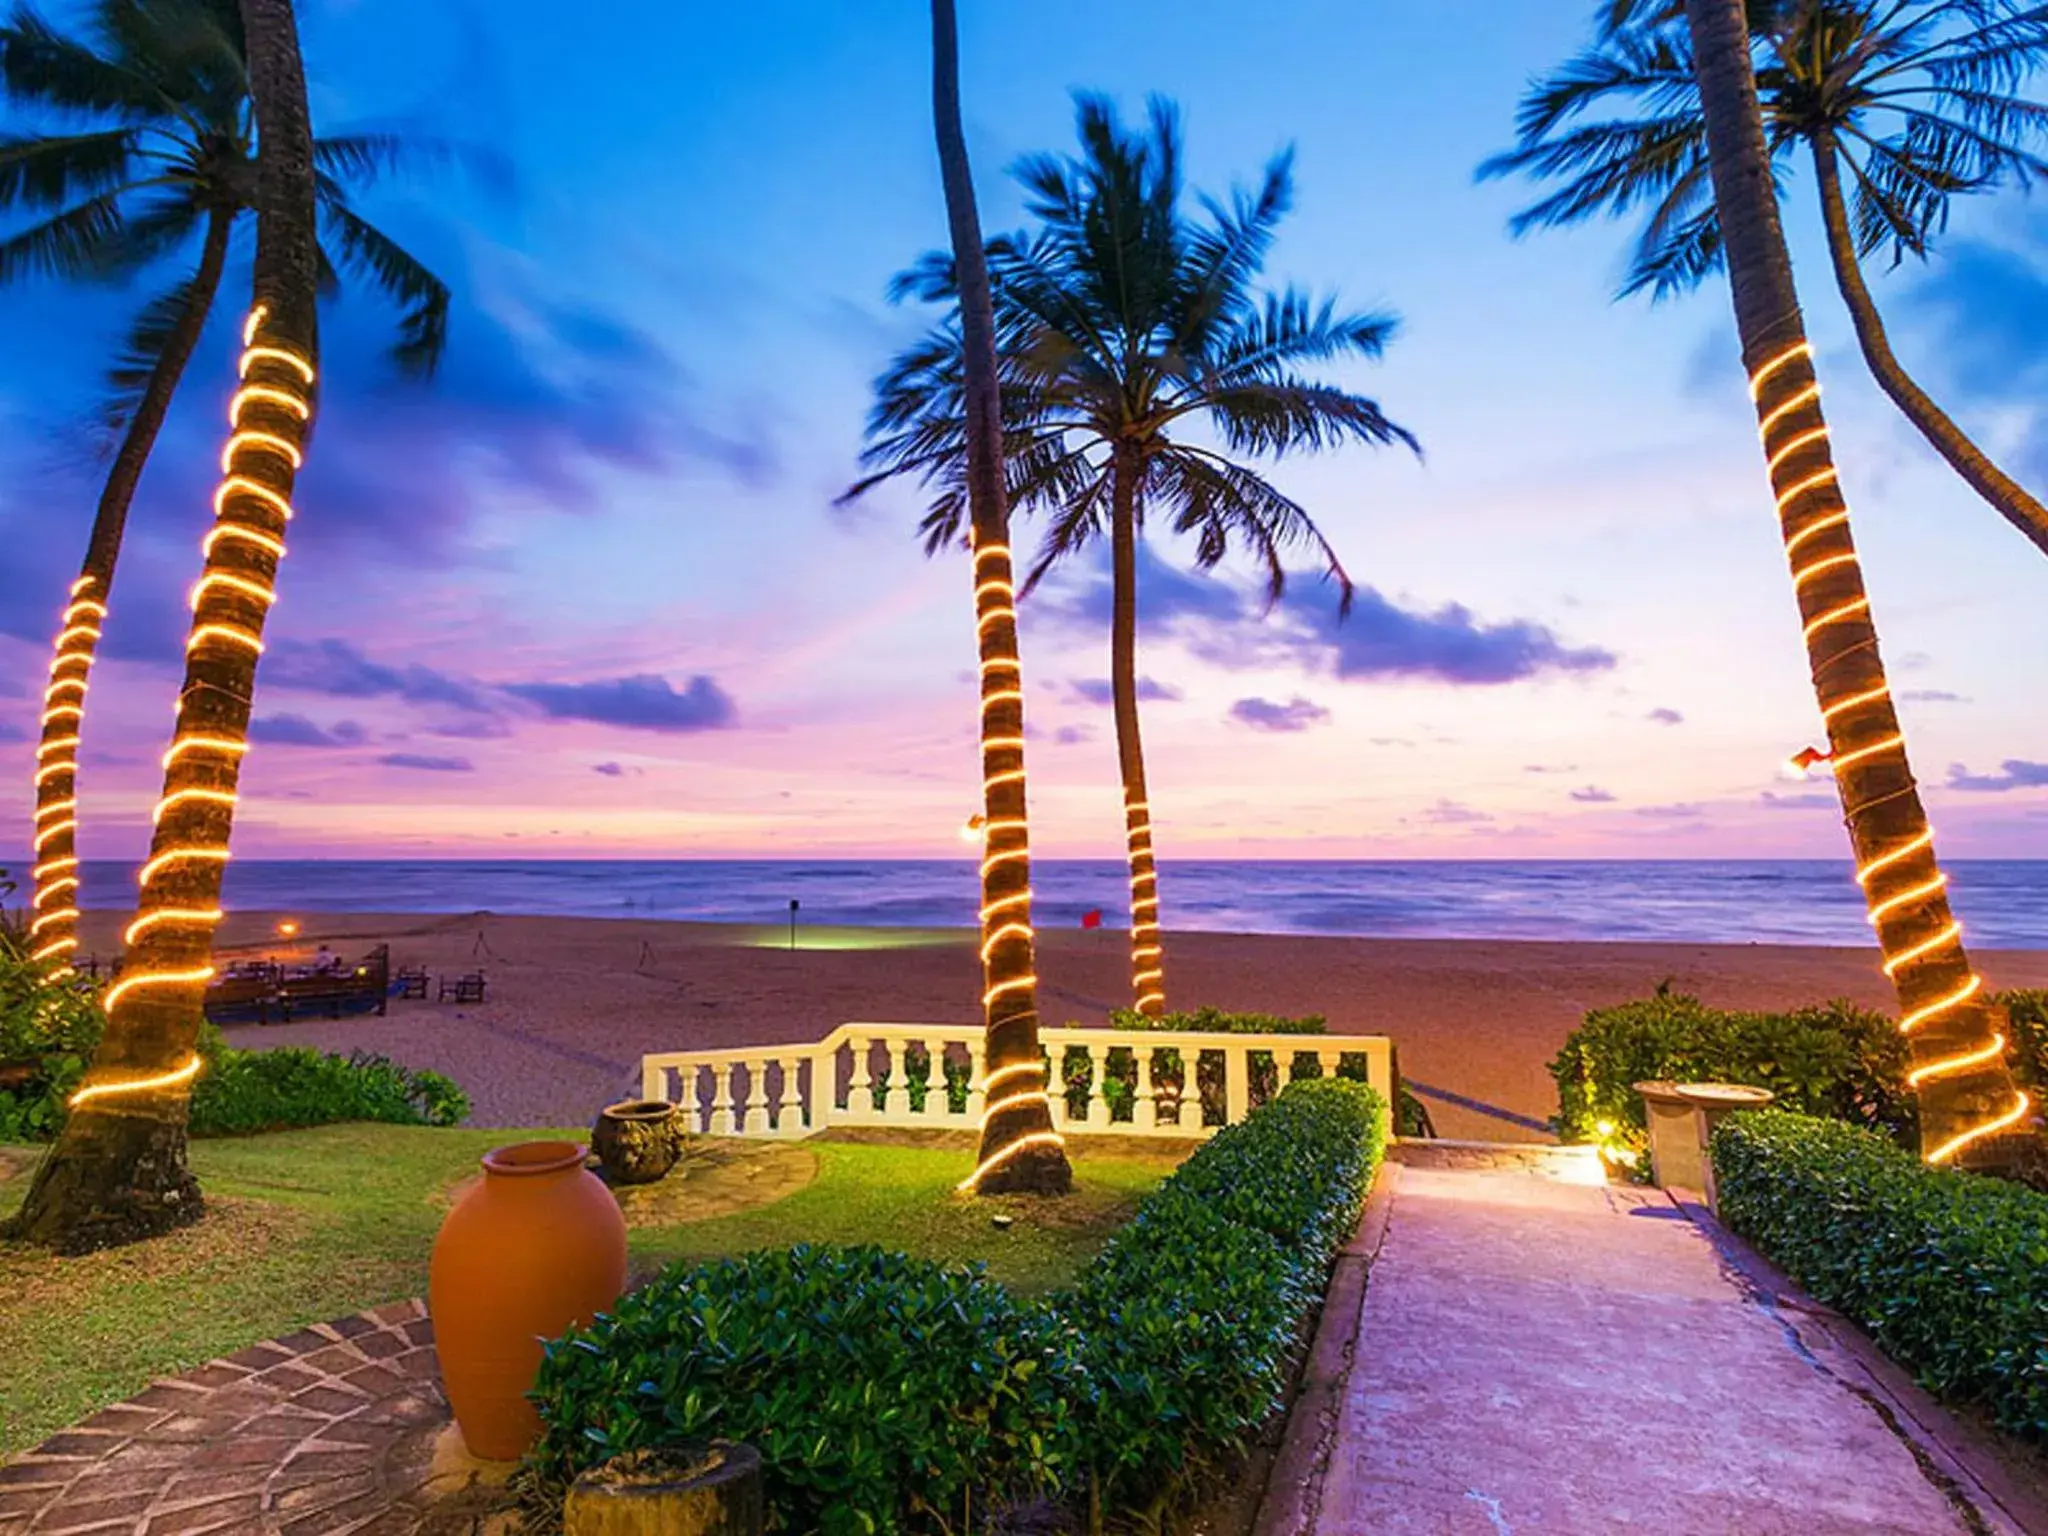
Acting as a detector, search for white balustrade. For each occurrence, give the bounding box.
[639,1022,1396,1145]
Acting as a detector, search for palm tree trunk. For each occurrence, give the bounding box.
[6,0,322,1252]
[930,0,1071,1196]
[27,210,235,977]
[1109,445,1166,1017]
[1683,0,2027,1169]
[1810,131,2048,559]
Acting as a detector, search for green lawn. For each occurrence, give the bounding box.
[0,1126,1173,1456]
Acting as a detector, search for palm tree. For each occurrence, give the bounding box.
[1675,0,2027,1167]
[847,95,1415,1016]
[1483,0,2048,557]
[928,0,1070,1197]
[7,0,321,1251]
[3,0,457,971]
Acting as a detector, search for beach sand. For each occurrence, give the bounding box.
[74,910,2048,1142]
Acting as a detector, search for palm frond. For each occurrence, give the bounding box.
[0,6,167,118]
[0,127,138,210]
[0,186,131,283]
[101,261,200,431]
[318,200,450,375]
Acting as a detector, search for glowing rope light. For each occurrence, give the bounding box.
[67,1053,203,1110]
[123,907,224,945]
[1926,1092,2032,1166]
[104,965,217,1013]
[1857,831,1932,886]
[190,572,278,609]
[162,736,250,770]
[213,475,294,524]
[153,788,238,823]
[1907,1031,2003,1086]
[203,523,286,560]
[139,847,231,885]
[185,622,264,656]
[1750,342,2025,1165]
[1899,974,1982,1035]
[957,535,1066,1194]
[219,429,302,472]
[1883,921,1961,977]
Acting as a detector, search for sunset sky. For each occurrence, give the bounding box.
[2,0,2044,862]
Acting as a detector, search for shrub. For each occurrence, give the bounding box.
[1549,989,1916,1157]
[188,1042,468,1134]
[522,1246,1075,1534]
[0,934,469,1143]
[2005,991,2048,1097]
[523,1076,1388,1531]
[1059,1076,1385,1514]
[1712,1110,2048,1443]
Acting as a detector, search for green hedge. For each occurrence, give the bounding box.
[1712,1110,2048,1443]
[1548,989,1917,1160]
[523,1076,1386,1531]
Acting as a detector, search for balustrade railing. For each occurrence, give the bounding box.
[641,1022,1395,1142]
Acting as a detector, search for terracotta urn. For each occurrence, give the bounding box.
[429,1140,627,1460]
[591,1099,686,1186]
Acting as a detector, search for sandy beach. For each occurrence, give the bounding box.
[74,910,2048,1142]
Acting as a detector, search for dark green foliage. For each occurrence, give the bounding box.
[892,1043,971,1115]
[1549,990,1917,1156]
[520,1246,1076,1534]
[1059,1077,1385,1513]
[187,1043,469,1135]
[2004,991,2048,1098]
[0,928,468,1142]
[522,1077,1387,1530]
[1712,1110,2048,1443]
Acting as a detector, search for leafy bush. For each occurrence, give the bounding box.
[2005,991,2048,1098]
[0,941,468,1141]
[188,1042,468,1134]
[523,1077,1388,1531]
[521,1246,1075,1534]
[1712,1110,2048,1443]
[1059,1076,1385,1514]
[1549,989,1916,1158]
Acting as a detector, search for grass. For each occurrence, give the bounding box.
[0,1125,1174,1456]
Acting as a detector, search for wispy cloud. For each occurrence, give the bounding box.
[1647,707,1684,726]
[1947,759,2048,794]
[504,674,737,733]
[1229,696,1332,732]
[1069,676,1182,706]
[1420,798,1492,825]
[248,714,369,748]
[1570,785,1616,803]
[378,752,475,773]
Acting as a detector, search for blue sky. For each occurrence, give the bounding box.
[1,0,2044,860]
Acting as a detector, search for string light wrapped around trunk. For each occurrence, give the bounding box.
[1749,342,2028,1166]
[1125,796,1164,1013]
[60,305,314,1118]
[26,577,109,972]
[957,536,1067,1193]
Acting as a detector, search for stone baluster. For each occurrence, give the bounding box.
[1224,1045,1251,1126]
[709,1062,737,1136]
[742,1059,769,1136]
[1135,1046,1158,1132]
[848,1037,872,1123]
[1317,1047,1342,1082]
[966,1040,987,1122]
[1085,1043,1112,1130]
[881,1039,907,1118]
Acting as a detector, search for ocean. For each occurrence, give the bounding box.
[21,858,2048,949]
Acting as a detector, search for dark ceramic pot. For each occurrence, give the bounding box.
[591,1099,686,1185]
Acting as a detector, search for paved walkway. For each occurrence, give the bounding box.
[0,1302,508,1536]
[1306,1164,1992,1536]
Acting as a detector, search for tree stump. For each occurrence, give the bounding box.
[563,1443,763,1536]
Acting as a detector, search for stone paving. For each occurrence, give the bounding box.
[1308,1165,1993,1536]
[0,1301,503,1536]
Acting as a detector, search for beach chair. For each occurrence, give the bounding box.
[393,966,429,1000]
[438,971,487,1005]
[204,972,279,1025]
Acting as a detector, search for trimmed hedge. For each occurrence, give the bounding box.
[1549,989,1916,1159]
[1712,1110,2048,1443]
[523,1076,1386,1531]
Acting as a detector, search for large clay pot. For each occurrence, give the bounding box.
[591,1099,686,1185]
[429,1140,627,1460]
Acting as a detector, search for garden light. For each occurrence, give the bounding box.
[1748,341,2026,1167]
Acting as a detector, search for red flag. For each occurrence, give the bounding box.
[1080,909,1102,929]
